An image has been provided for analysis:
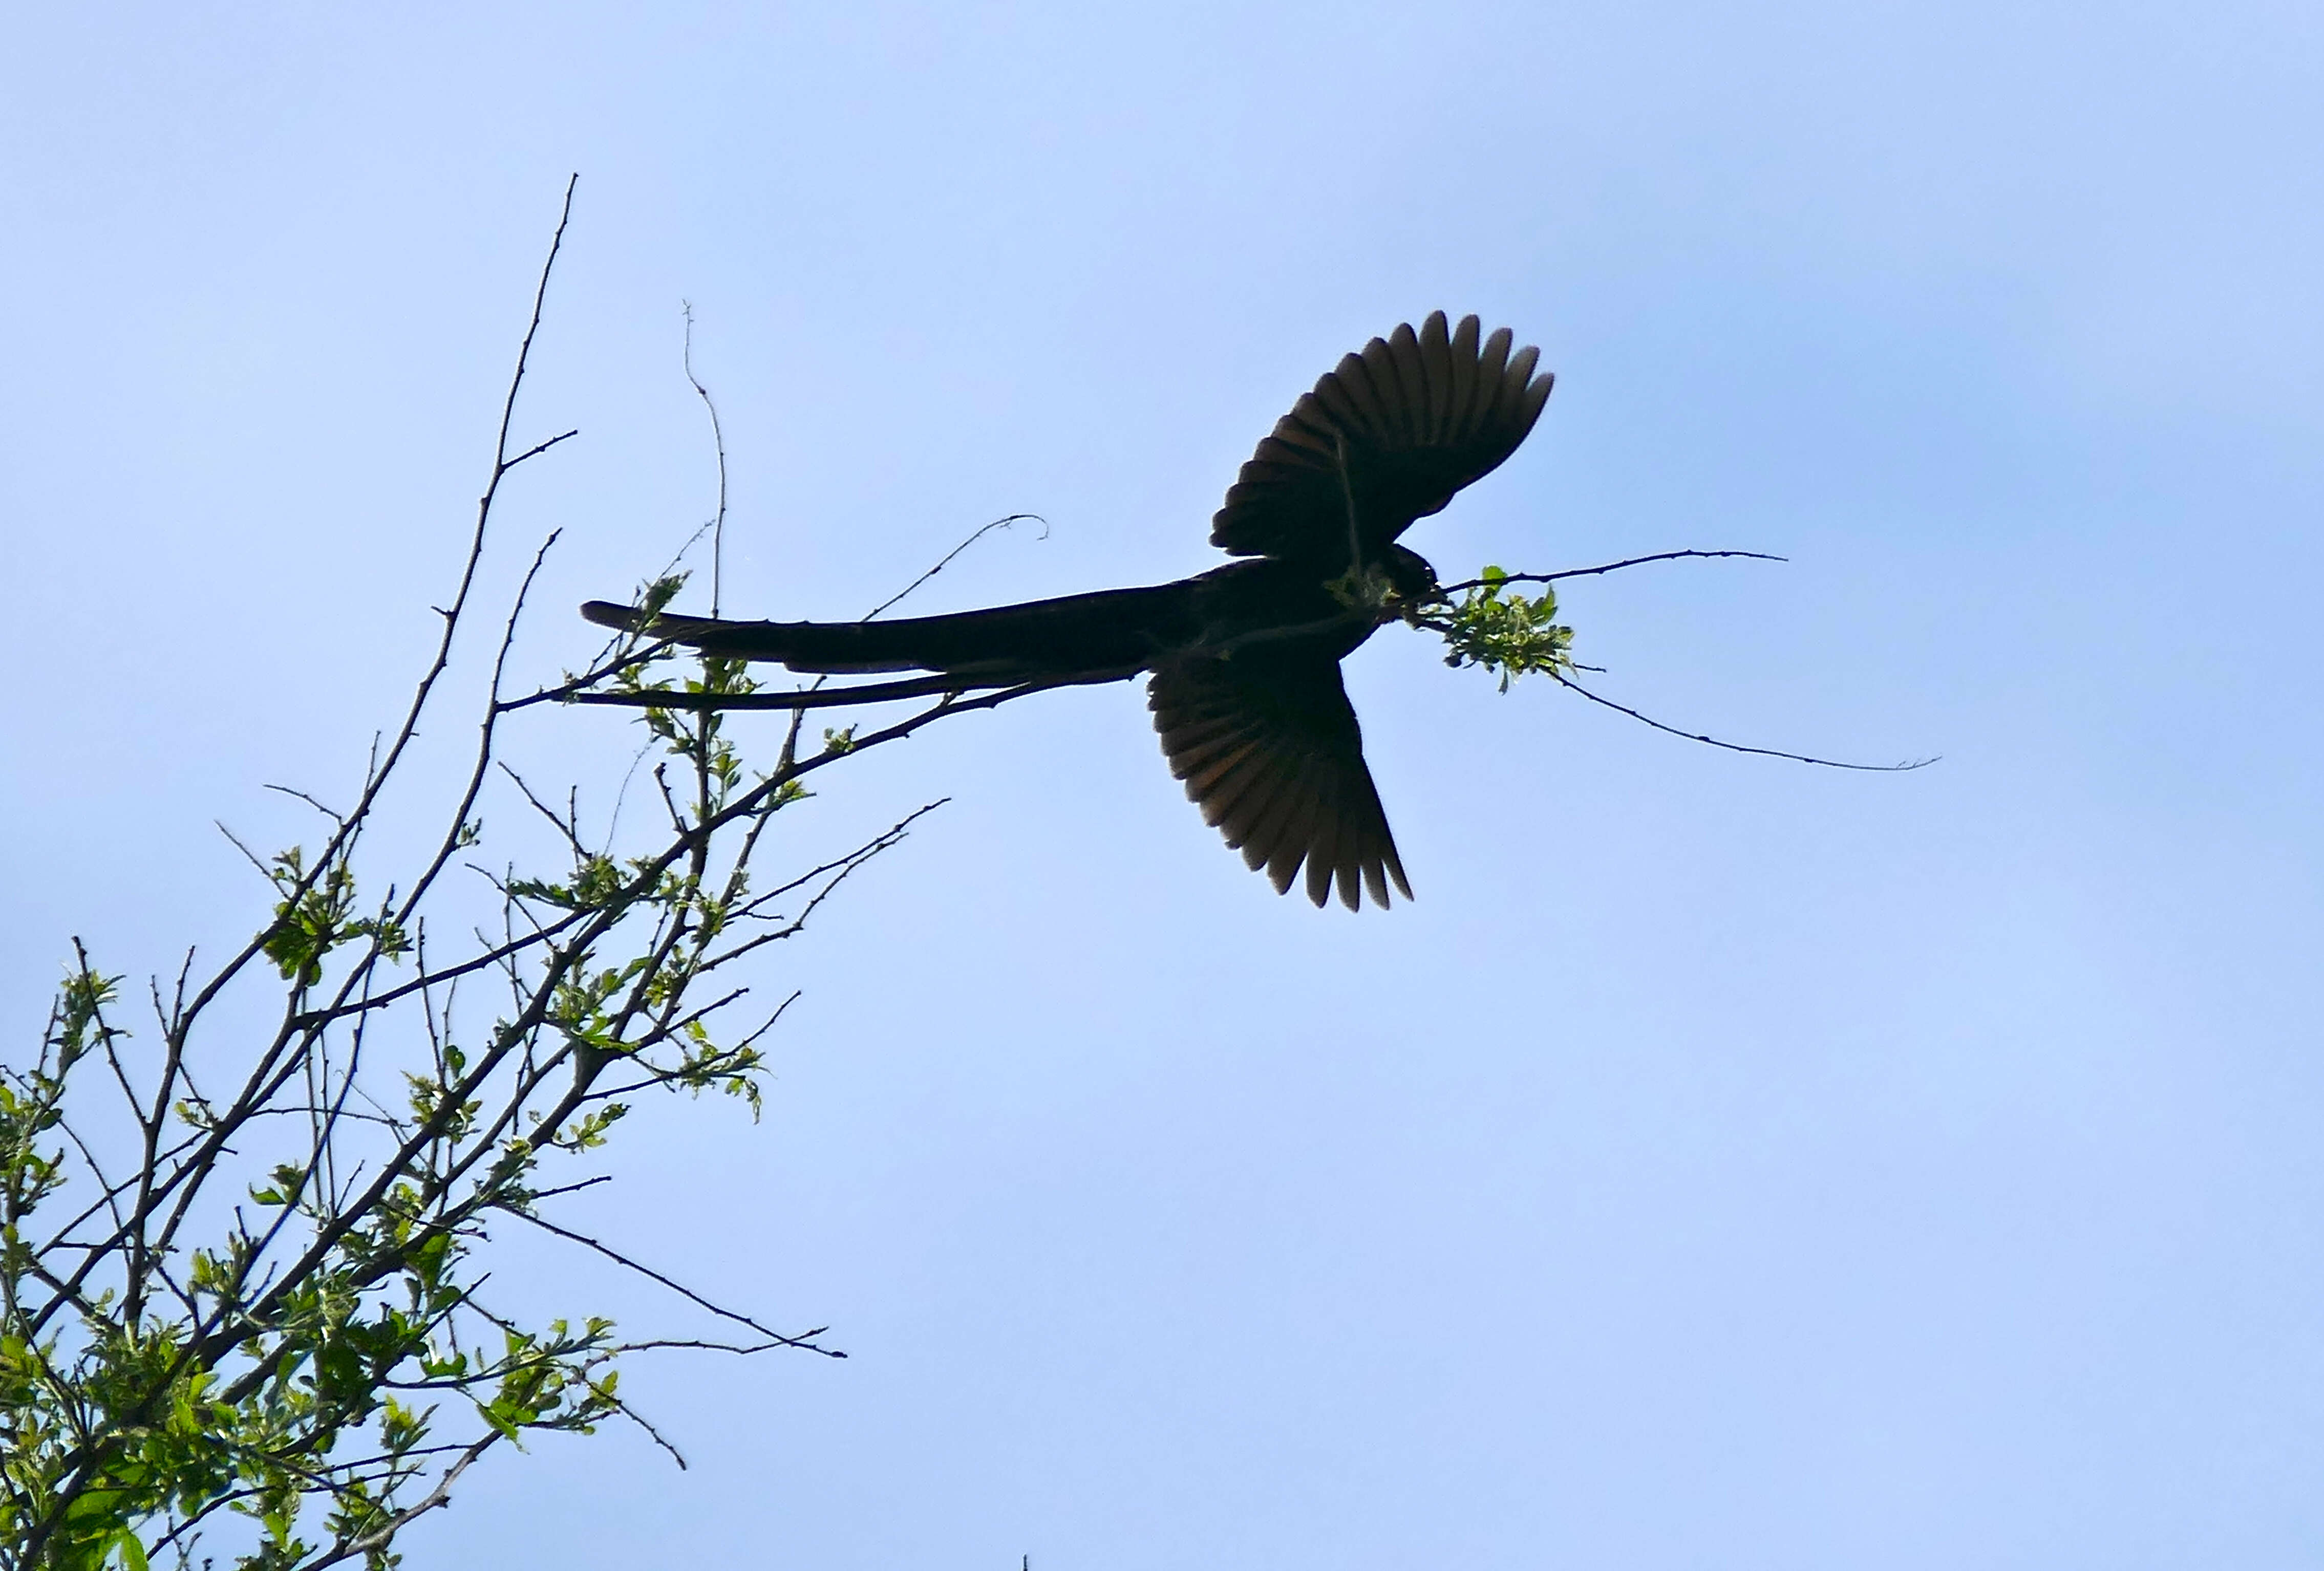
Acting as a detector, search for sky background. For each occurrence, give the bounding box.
[4,2,2322,1566]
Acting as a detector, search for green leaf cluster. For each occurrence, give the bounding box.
[259,851,409,991]
[1423,566,1576,692]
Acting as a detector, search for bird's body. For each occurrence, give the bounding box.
[584,311,1553,910]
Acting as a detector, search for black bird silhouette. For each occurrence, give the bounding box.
[583,311,1553,910]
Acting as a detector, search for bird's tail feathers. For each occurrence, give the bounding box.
[580,582,1193,678]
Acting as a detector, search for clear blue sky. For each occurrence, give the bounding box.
[4,3,2321,1566]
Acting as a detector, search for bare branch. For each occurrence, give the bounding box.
[1434,548,1786,595]
[497,760,590,857]
[862,512,1047,621]
[1552,673,1937,771]
[680,302,731,617]
[609,1392,690,1470]
[504,1208,845,1358]
[262,784,349,825]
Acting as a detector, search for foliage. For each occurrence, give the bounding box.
[1417,565,1577,692]
[0,588,922,1569]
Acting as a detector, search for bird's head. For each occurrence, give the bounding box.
[1384,543,1440,605]
[1323,543,1440,631]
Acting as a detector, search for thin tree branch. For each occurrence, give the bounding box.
[262,784,349,825]
[503,1209,844,1358]
[862,512,1047,621]
[609,1393,690,1470]
[1434,548,1786,595]
[1552,673,1937,771]
[572,664,1133,712]
[298,1433,501,1571]
[680,302,730,618]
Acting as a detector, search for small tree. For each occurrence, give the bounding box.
[0,181,987,1571]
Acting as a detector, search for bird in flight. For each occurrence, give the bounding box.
[584,311,1553,910]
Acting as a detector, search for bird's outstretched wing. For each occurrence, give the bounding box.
[1148,651,1411,911]
[1210,311,1553,565]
